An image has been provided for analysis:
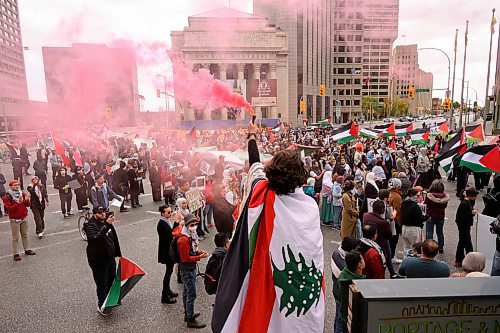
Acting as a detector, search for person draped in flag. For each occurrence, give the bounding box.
[83,206,121,316]
[212,119,325,333]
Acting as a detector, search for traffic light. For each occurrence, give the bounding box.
[473,101,478,112]
[319,84,326,96]
[156,89,161,98]
[444,98,451,110]
[408,86,415,99]
[300,99,306,113]
[105,106,112,119]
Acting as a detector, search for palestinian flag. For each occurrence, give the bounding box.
[318,118,331,127]
[388,138,396,149]
[407,128,430,145]
[269,133,276,144]
[465,124,485,143]
[212,179,325,333]
[4,142,19,158]
[374,123,396,137]
[100,257,146,312]
[432,121,450,134]
[187,126,197,142]
[439,128,465,155]
[330,122,358,144]
[395,123,413,136]
[435,144,467,172]
[359,127,381,139]
[51,133,71,167]
[458,145,500,173]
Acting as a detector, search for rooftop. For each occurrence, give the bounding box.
[191,7,263,19]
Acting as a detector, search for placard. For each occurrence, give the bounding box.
[367,198,376,213]
[196,176,206,191]
[185,188,203,213]
[476,214,496,275]
[68,179,82,190]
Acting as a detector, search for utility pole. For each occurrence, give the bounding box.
[484,8,496,130]
[451,29,458,130]
[459,20,469,129]
[2,102,8,142]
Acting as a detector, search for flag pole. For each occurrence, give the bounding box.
[459,20,469,129]
[483,8,496,132]
[450,29,458,130]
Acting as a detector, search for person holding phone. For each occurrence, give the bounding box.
[83,206,121,316]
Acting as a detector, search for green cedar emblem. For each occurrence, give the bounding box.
[271,245,322,317]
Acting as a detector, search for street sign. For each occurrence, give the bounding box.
[335,100,341,119]
[415,88,430,92]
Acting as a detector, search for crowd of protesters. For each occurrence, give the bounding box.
[2,123,499,330]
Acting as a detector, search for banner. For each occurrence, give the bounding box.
[476,214,496,275]
[246,79,277,107]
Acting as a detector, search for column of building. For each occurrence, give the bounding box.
[253,63,262,118]
[269,63,277,119]
[219,63,228,120]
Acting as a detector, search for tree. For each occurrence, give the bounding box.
[390,99,408,117]
[453,101,460,109]
[362,97,379,120]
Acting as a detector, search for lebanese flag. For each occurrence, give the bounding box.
[435,144,467,172]
[374,123,396,137]
[438,128,465,155]
[395,123,413,136]
[212,180,325,333]
[407,128,430,145]
[330,122,358,144]
[458,144,500,173]
[100,257,146,312]
[51,134,71,167]
[464,124,485,143]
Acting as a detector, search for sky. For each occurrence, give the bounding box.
[20,0,498,110]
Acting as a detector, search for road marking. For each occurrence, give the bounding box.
[52,210,62,214]
[140,193,151,197]
[1,220,10,224]
[330,240,341,245]
[146,211,160,215]
[0,216,157,261]
[48,193,59,196]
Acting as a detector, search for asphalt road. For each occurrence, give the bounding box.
[0,137,493,333]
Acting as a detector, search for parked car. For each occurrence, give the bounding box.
[383,117,395,122]
[417,116,424,120]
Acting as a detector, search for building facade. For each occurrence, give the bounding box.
[0,0,28,103]
[254,0,334,125]
[42,43,139,126]
[392,44,433,115]
[170,8,289,124]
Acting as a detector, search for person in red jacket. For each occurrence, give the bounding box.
[3,180,36,261]
[356,223,385,279]
[173,213,209,329]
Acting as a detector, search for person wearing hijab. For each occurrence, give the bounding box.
[176,197,190,218]
[332,175,344,230]
[320,170,335,226]
[341,180,359,238]
[359,172,379,222]
[27,176,49,239]
[451,252,489,277]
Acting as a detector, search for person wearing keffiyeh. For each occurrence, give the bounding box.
[27,176,49,238]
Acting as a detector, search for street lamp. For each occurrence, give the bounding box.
[418,48,452,126]
[156,75,170,128]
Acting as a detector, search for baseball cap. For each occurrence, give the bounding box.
[93,206,106,214]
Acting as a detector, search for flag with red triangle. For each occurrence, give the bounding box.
[187,126,197,142]
[51,134,71,167]
[439,128,465,155]
[464,124,485,143]
[389,138,396,149]
[73,149,83,168]
[100,257,146,312]
[374,123,396,137]
[458,145,500,172]
[269,133,276,144]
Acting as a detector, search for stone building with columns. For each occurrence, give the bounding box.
[170,8,289,126]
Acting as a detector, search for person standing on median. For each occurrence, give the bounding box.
[3,179,36,261]
[83,206,121,316]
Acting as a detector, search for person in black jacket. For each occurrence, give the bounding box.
[127,160,142,208]
[150,160,162,202]
[12,157,24,189]
[112,161,129,212]
[54,167,73,219]
[400,188,428,254]
[20,143,30,175]
[157,204,179,304]
[83,206,121,316]
[27,176,48,238]
[72,167,88,212]
[482,175,500,218]
[454,187,479,267]
[33,157,47,188]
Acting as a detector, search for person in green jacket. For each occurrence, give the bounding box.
[336,250,366,332]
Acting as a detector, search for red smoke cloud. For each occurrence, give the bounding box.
[170,58,254,116]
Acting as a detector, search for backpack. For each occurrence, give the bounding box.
[204,253,225,295]
[169,237,181,263]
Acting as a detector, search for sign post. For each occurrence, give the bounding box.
[335,100,341,124]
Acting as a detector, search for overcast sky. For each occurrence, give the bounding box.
[21,0,498,110]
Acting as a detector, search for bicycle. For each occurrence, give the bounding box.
[78,207,91,241]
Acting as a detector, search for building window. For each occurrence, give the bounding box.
[338,68,345,74]
[355,57,362,63]
[338,79,345,84]
[355,46,362,52]
[354,100,360,106]
[338,57,345,63]
[354,89,361,95]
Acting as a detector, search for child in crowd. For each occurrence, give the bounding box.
[406,242,423,258]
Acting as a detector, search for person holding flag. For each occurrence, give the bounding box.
[83,206,121,316]
[212,119,325,333]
